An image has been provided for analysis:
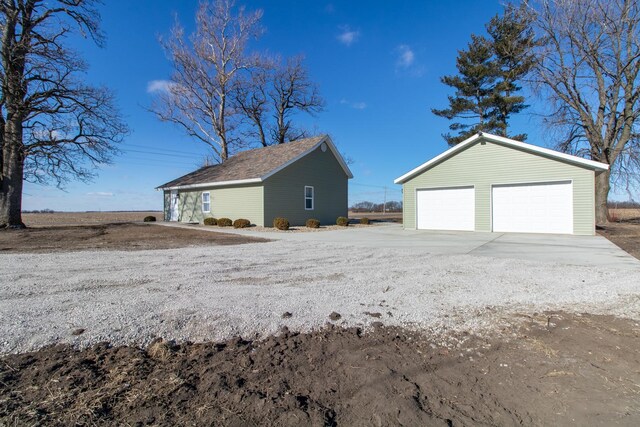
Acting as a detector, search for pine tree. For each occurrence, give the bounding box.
[432,5,535,145]
[432,35,501,145]
[487,5,536,141]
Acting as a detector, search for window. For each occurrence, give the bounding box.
[202,192,211,213]
[304,186,314,210]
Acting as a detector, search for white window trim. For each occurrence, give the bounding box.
[304,186,314,210]
[202,191,211,213]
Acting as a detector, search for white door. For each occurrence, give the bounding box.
[169,190,179,221]
[416,187,475,231]
[492,181,573,234]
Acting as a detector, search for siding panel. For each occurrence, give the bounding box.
[163,191,170,221]
[264,145,348,226]
[174,185,264,226]
[402,141,596,235]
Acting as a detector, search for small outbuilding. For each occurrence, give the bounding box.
[157,135,352,226]
[394,132,609,235]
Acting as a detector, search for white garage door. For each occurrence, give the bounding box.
[492,181,573,234]
[416,187,475,231]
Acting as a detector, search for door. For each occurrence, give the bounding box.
[416,186,475,231]
[492,181,573,234]
[169,190,179,221]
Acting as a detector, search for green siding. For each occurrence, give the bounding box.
[402,140,596,235]
[166,185,264,226]
[263,145,348,226]
[163,191,170,221]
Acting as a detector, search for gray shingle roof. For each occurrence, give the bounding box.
[158,135,328,189]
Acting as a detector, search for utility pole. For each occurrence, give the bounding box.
[383,186,387,215]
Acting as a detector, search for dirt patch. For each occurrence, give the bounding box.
[1,312,639,426]
[0,223,268,253]
[22,211,163,226]
[598,220,640,260]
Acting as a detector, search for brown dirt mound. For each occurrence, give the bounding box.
[1,312,639,426]
[0,223,268,253]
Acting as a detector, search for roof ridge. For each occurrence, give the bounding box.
[156,134,341,190]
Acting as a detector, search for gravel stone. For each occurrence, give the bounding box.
[1,240,639,354]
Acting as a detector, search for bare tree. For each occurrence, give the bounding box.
[527,0,640,224]
[0,0,127,229]
[234,63,270,146]
[235,55,324,146]
[151,0,262,163]
[270,56,324,145]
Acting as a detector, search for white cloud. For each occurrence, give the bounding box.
[340,98,367,109]
[396,45,415,68]
[337,26,360,46]
[146,79,174,94]
[87,192,115,197]
[394,45,425,77]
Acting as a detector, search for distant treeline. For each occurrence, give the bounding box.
[608,201,640,209]
[22,209,55,213]
[350,201,403,213]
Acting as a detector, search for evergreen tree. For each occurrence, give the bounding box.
[432,5,535,145]
[487,4,536,141]
[432,35,500,145]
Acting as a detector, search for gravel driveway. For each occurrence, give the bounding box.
[2,240,640,354]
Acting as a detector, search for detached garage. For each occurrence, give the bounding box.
[394,132,609,235]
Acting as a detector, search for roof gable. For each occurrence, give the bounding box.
[394,132,609,184]
[158,135,353,190]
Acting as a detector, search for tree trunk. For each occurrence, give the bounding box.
[0,120,26,229]
[594,170,610,226]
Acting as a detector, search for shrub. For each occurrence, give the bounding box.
[360,217,370,225]
[233,219,251,228]
[143,215,156,222]
[336,216,349,227]
[273,217,290,230]
[217,217,232,227]
[203,217,217,226]
[306,218,320,228]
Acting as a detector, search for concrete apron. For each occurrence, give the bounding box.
[156,222,640,269]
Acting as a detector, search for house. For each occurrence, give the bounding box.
[394,132,609,235]
[157,135,353,226]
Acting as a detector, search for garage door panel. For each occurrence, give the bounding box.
[417,187,475,231]
[492,181,573,234]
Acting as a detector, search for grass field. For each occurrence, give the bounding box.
[22,211,163,227]
[609,207,640,222]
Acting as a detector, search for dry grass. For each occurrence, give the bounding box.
[608,208,640,222]
[22,211,162,227]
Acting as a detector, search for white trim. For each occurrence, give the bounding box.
[304,185,314,210]
[157,135,353,191]
[160,178,263,191]
[394,132,609,184]
[261,135,354,181]
[201,191,211,213]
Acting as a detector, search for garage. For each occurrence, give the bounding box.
[417,187,475,231]
[395,132,609,235]
[492,181,573,234]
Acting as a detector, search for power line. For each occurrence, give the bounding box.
[124,143,206,156]
[122,148,203,159]
[351,182,402,192]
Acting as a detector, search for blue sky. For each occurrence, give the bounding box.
[24,0,550,211]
